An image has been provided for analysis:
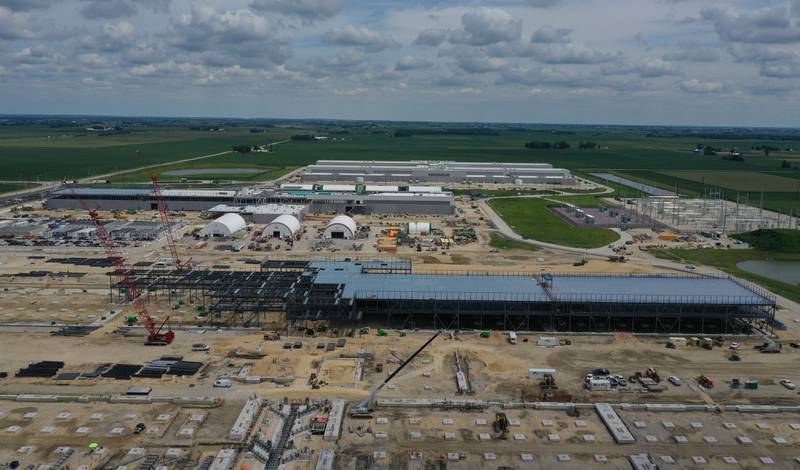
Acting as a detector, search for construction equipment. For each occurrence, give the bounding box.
[136,150,191,273]
[349,330,440,417]
[540,374,558,390]
[731,377,741,389]
[645,367,661,383]
[493,412,510,439]
[68,186,174,346]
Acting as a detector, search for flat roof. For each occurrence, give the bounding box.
[308,262,773,305]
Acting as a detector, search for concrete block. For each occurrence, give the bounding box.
[674,435,688,444]
[156,414,171,422]
[583,434,596,442]
[484,453,496,461]
[521,453,534,462]
[756,422,770,429]
[408,417,421,425]
[23,412,37,420]
[690,422,703,429]
[479,433,492,441]
[145,427,160,436]
[56,412,71,421]
[594,455,607,462]
[374,431,388,440]
[659,456,675,464]
[575,420,587,427]
[722,456,737,464]
[110,427,125,436]
[662,421,674,429]
[39,426,55,434]
[422,372,431,378]
[513,433,526,440]
[542,419,554,427]
[90,413,104,421]
[773,436,786,444]
[123,413,137,420]
[556,454,570,462]
[375,417,388,425]
[189,413,206,423]
[722,422,736,429]
[548,433,560,442]
[127,448,145,457]
[759,457,774,465]
[423,385,432,390]
[165,448,186,459]
[737,436,752,444]
[447,453,460,461]
[177,427,195,439]
[17,446,33,454]
[691,456,706,464]
[442,418,453,425]
[789,423,800,430]
[55,447,73,455]
[645,435,658,442]
[5,426,21,433]
[373,451,386,460]
[508,419,520,426]
[444,432,456,440]
[475,418,487,425]
[703,436,717,443]
[408,431,421,439]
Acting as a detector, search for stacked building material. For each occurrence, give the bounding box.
[16,361,64,378]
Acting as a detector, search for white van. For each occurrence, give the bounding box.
[507,332,517,345]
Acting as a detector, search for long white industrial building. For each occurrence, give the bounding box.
[301,160,575,184]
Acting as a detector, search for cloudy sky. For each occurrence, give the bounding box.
[1,0,799,126]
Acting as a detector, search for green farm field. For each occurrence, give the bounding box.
[658,170,800,192]
[0,124,294,180]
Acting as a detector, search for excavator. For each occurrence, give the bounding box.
[493,412,510,439]
[349,330,440,418]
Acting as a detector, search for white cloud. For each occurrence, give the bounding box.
[323,25,399,52]
[395,55,433,71]
[449,8,522,46]
[0,6,37,39]
[250,0,341,22]
[679,79,726,93]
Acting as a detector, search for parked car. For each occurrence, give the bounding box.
[316,342,325,349]
[326,342,336,351]
[282,342,292,349]
[780,379,796,390]
[293,341,303,349]
[729,341,740,350]
[213,379,233,388]
[668,376,682,386]
[591,368,610,376]
[191,343,210,352]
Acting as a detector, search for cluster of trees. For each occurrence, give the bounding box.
[524,141,571,149]
[578,142,599,149]
[231,145,252,153]
[781,160,798,169]
[249,128,265,133]
[291,134,315,141]
[695,144,720,155]
[650,131,800,141]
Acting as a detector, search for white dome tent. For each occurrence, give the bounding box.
[265,214,302,238]
[323,215,357,239]
[200,213,246,238]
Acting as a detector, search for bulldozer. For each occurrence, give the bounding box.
[493,412,510,439]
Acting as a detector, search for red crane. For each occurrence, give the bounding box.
[69,186,175,345]
[136,151,191,273]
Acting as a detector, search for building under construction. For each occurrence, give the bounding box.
[114,259,776,334]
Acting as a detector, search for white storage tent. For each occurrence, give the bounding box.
[200,213,246,238]
[407,222,431,234]
[265,214,302,238]
[323,215,357,239]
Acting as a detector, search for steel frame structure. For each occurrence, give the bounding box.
[110,261,777,334]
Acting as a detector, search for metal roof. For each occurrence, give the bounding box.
[308,262,774,305]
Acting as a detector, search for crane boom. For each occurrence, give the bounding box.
[136,150,191,273]
[350,330,441,416]
[68,186,174,345]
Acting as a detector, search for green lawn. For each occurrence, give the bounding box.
[649,248,800,304]
[110,161,296,183]
[488,197,619,248]
[732,229,800,253]
[489,232,539,251]
[0,183,35,194]
[448,188,558,197]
